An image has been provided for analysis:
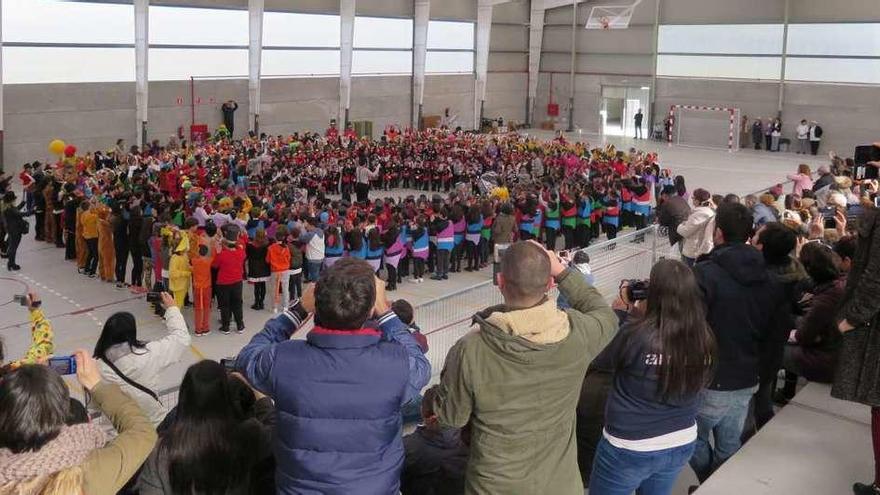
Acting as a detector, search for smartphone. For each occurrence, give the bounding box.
[48,356,77,375]
[220,357,237,372]
[12,294,28,306]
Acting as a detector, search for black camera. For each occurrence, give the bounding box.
[220,358,237,372]
[146,292,162,303]
[625,279,650,302]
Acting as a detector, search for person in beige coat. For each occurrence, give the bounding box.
[677,188,716,267]
[0,351,157,495]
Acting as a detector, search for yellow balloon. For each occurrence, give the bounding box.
[49,139,66,155]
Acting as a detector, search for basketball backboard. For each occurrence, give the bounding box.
[584,4,637,30]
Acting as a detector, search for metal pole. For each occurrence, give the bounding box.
[567,0,576,132]
[649,0,661,131]
[778,0,789,118]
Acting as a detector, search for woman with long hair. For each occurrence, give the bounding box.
[589,259,716,495]
[91,292,191,427]
[137,360,274,494]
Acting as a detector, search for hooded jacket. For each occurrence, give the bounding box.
[432,270,617,495]
[695,243,782,391]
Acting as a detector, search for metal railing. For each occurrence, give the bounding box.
[416,225,677,375]
[89,225,675,427]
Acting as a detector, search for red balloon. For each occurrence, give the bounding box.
[64,145,77,158]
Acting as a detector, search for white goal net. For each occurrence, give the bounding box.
[667,105,740,152]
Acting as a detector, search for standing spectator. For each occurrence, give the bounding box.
[676,188,715,267]
[235,258,431,494]
[432,241,617,494]
[763,118,773,152]
[787,164,815,196]
[831,205,880,495]
[168,234,191,308]
[356,161,380,203]
[2,191,28,271]
[401,386,469,495]
[213,228,247,334]
[0,351,157,494]
[809,121,823,155]
[246,228,271,311]
[490,202,516,260]
[92,292,191,427]
[267,227,293,312]
[688,203,782,485]
[588,260,717,495]
[221,100,238,136]
[18,163,34,213]
[751,118,764,150]
[796,119,810,154]
[657,185,691,251]
[634,109,644,139]
[771,119,782,152]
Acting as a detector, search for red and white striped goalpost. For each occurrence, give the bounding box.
[667,104,739,152]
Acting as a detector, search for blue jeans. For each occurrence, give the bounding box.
[306,260,322,282]
[689,386,758,483]
[589,436,695,495]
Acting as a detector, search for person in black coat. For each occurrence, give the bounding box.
[2,191,30,271]
[689,203,784,484]
[657,185,691,248]
[832,205,880,495]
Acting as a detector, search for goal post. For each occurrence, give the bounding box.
[667,105,740,152]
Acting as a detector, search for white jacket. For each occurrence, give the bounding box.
[676,206,716,259]
[93,306,191,427]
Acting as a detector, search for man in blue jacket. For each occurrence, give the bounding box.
[236,258,431,494]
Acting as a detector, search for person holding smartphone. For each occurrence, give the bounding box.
[1,291,54,372]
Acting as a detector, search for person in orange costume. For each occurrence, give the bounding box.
[190,242,215,336]
[96,203,115,282]
[76,204,88,271]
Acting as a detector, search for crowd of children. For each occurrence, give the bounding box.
[5,124,678,335]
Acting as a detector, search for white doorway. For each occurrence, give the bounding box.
[600,86,650,138]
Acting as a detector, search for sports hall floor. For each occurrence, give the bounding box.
[0,132,867,494]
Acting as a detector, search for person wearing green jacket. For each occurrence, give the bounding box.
[433,240,618,494]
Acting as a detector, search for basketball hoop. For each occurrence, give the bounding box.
[584,2,640,30]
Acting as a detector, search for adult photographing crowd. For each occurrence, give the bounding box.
[0,131,878,495]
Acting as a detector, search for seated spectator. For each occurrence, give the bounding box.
[235,258,430,494]
[752,193,780,227]
[91,292,191,428]
[778,241,846,401]
[834,234,857,273]
[401,386,469,495]
[136,361,275,494]
[0,351,157,494]
[432,241,617,494]
[588,259,717,495]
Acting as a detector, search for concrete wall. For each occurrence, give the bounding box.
[485,0,529,123]
[424,74,475,130]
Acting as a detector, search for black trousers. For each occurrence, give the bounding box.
[435,249,450,277]
[6,233,21,269]
[85,238,99,275]
[114,242,129,283]
[288,272,303,299]
[130,245,144,287]
[810,140,820,155]
[545,227,558,251]
[413,258,425,279]
[34,212,45,241]
[253,281,266,306]
[216,281,244,331]
[355,182,369,203]
[53,214,63,247]
[65,231,77,260]
[562,226,575,250]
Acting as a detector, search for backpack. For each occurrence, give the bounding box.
[814,126,823,138]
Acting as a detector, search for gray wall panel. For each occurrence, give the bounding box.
[488,53,528,72]
[424,75,475,129]
[491,25,529,51]
[789,0,880,22]
[492,1,530,24]
[431,0,477,21]
[660,0,785,24]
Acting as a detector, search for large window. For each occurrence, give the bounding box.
[2,0,134,84]
[149,6,248,47]
[657,24,783,80]
[426,20,474,74]
[353,16,412,74]
[261,11,340,76]
[150,48,248,81]
[785,23,880,84]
